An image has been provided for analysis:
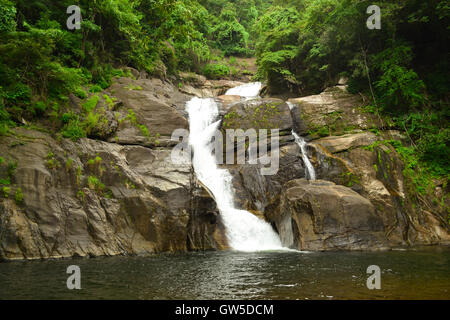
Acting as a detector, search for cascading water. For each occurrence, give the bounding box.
[225,82,262,98]
[287,102,316,180]
[186,84,284,252]
[292,132,316,181]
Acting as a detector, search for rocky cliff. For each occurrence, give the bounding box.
[0,74,232,260]
[223,86,449,251]
[0,74,448,260]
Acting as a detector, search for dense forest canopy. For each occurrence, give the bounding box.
[0,0,448,184]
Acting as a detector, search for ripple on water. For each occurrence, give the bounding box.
[0,248,449,299]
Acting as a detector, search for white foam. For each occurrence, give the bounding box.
[186,92,284,252]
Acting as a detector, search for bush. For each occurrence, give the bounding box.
[2,186,10,198]
[61,117,86,141]
[417,128,450,176]
[74,88,88,99]
[84,111,100,136]
[202,63,230,79]
[89,85,103,93]
[82,95,99,112]
[29,101,47,117]
[87,175,105,194]
[14,187,23,204]
[374,46,426,111]
[61,111,76,124]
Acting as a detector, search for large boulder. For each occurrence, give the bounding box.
[307,134,450,247]
[219,98,294,165]
[226,143,307,215]
[288,86,382,139]
[267,179,387,251]
[221,98,293,132]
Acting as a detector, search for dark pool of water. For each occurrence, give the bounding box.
[0,247,449,300]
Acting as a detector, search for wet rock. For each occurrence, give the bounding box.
[227,143,306,214]
[217,95,242,114]
[268,179,388,251]
[188,183,229,251]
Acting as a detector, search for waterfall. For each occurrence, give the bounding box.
[225,82,262,97]
[287,102,316,180]
[186,85,284,252]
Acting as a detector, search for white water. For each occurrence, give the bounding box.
[287,102,316,180]
[186,85,284,252]
[225,82,262,98]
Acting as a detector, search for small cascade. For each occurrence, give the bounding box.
[186,84,284,252]
[225,82,262,98]
[287,102,316,180]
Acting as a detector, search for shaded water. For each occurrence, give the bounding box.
[0,248,448,300]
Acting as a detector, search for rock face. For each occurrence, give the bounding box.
[0,76,230,261]
[314,132,378,154]
[268,179,387,251]
[227,87,449,250]
[178,72,244,98]
[108,77,190,147]
[0,76,448,260]
[221,98,293,133]
[289,86,382,138]
[219,98,295,164]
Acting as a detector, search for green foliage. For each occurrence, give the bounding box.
[61,117,86,140]
[14,187,23,204]
[394,110,450,176]
[45,152,60,169]
[0,0,272,134]
[254,0,448,102]
[211,4,250,56]
[374,45,426,111]
[89,85,103,93]
[139,0,212,71]
[74,88,88,99]
[254,6,300,90]
[387,140,434,196]
[87,175,105,194]
[124,84,143,91]
[82,95,100,112]
[202,63,230,79]
[103,94,117,110]
[7,160,17,178]
[2,186,10,198]
[77,189,85,201]
[83,111,100,135]
[0,0,16,33]
[65,158,74,171]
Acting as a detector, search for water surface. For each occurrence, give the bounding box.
[0,248,449,300]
